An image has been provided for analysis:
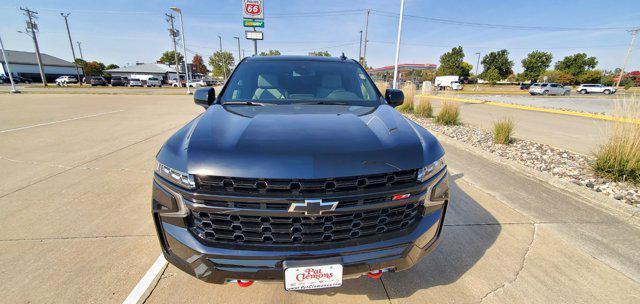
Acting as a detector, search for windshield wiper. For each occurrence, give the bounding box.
[222,101,268,106]
[296,101,349,105]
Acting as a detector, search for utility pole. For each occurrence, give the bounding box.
[60,13,82,86]
[20,7,47,86]
[616,28,639,88]
[218,35,226,80]
[0,33,20,93]
[363,9,370,67]
[392,0,405,89]
[234,36,241,63]
[170,6,191,94]
[358,30,363,62]
[475,52,481,90]
[165,13,180,83]
[76,41,84,60]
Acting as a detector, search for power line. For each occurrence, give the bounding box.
[368,40,630,50]
[370,9,637,32]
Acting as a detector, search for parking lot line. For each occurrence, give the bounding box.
[0,109,124,133]
[123,254,167,304]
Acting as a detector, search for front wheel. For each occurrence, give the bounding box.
[542,90,549,95]
[603,89,611,95]
[579,89,587,94]
[563,91,570,96]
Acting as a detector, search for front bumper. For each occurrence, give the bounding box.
[152,170,448,284]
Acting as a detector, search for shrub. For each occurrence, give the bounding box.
[397,83,416,113]
[592,100,640,183]
[493,118,515,144]
[375,81,388,94]
[414,98,433,117]
[434,100,460,125]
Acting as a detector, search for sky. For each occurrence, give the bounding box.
[1,0,640,74]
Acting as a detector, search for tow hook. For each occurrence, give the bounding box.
[366,270,383,279]
[236,280,254,287]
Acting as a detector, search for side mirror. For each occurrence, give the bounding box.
[385,88,404,107]
[194,87,215,109]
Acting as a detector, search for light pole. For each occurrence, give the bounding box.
[392,0,405,89]
[170,6,191,94]
[0,33,20,93]
[76,41,83,59]
[234,36,241,63]
[218,35,226,80]
[61,13,82,86]
[475,52,481,90]
[358,30,363,62]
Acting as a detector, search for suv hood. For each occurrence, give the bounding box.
[157,104,444,179]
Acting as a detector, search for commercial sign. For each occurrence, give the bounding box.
[243,19,264,28]
[245,30,264,40]
[242,0,264,20]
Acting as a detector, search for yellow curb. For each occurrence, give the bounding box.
[418,94,640,124]
[456,90,529,95]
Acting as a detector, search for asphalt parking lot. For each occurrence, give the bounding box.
[460,93,623,115]
[1,92,639,303]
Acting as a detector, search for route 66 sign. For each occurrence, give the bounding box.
[243,0,264,19]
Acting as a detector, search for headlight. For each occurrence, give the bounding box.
[417,156,446,182]
[155,161,195,189]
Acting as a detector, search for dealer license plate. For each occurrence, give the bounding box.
[284,264,343,291]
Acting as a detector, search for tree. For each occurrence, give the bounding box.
[83,61,106,76]
[208,51,235,78]
[258,50,281,56]
[541,70,574,85]
[554,53,597,78]
[521,51,552,82]
[577,70,603,84]
[191,54,208,74]
[436,46,468,77]
[309,51,331,57]
[460,62,472,77]
[483,68,501,85]
[480,49,513,80]
[159,50,184,65]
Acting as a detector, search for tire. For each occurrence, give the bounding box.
[529,93,536,95]
[542,90,549,96]
[579,89,587,94]
[604,89,611,95]
[563,91,569,96]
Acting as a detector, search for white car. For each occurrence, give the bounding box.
[55,75,78,86]
[129,78,143,87]
[576,84,616,95]
[146,77,162,87]
[529,83,570,96]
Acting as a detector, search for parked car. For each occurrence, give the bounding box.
[129,78,143,87]
[152,55,449,290]
[519,83,532,90]
[435,75,462,90]
[12,75,33,84]
[576,84,616,95]
[146,77,162,87]
[190,79,212,87]
[110,76,129,86]
[0,75,5,84]
[528,83,570,96]
[89,76,107,86]
[55,76,78,86]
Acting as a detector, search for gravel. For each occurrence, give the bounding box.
[406,114,640,207]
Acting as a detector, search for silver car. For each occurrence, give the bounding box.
[529,83,570,96]
[576,84,616,95]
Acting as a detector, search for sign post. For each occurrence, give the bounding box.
[242,0,264,55]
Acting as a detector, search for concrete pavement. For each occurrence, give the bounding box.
[0,93,638,303]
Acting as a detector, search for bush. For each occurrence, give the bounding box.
[592,100,640,183]
[375,81,388,94]
[414,98,433,117]
[493,118,515,144]
[434,101,460,125]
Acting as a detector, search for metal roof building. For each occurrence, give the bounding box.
[0,50,81,82]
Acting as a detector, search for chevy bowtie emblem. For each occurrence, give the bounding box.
[288,199,338,215]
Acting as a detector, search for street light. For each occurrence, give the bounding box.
[0,33,20,93]
[392,0,405,89]
[475,52,481,90]
[170,6,191,94]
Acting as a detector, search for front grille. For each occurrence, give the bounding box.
[196,169,418,195]
[190,202,422,245]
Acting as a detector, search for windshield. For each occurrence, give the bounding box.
[220,60,380,106]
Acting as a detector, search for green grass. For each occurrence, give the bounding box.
[434,101,460,125]
[493,118,515,144]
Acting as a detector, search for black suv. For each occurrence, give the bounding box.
[110,76,129,86]
[152,56,449,290]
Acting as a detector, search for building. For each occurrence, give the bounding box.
[368,63,437,84]
[105,62,201,84]
[0,50,82,82]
